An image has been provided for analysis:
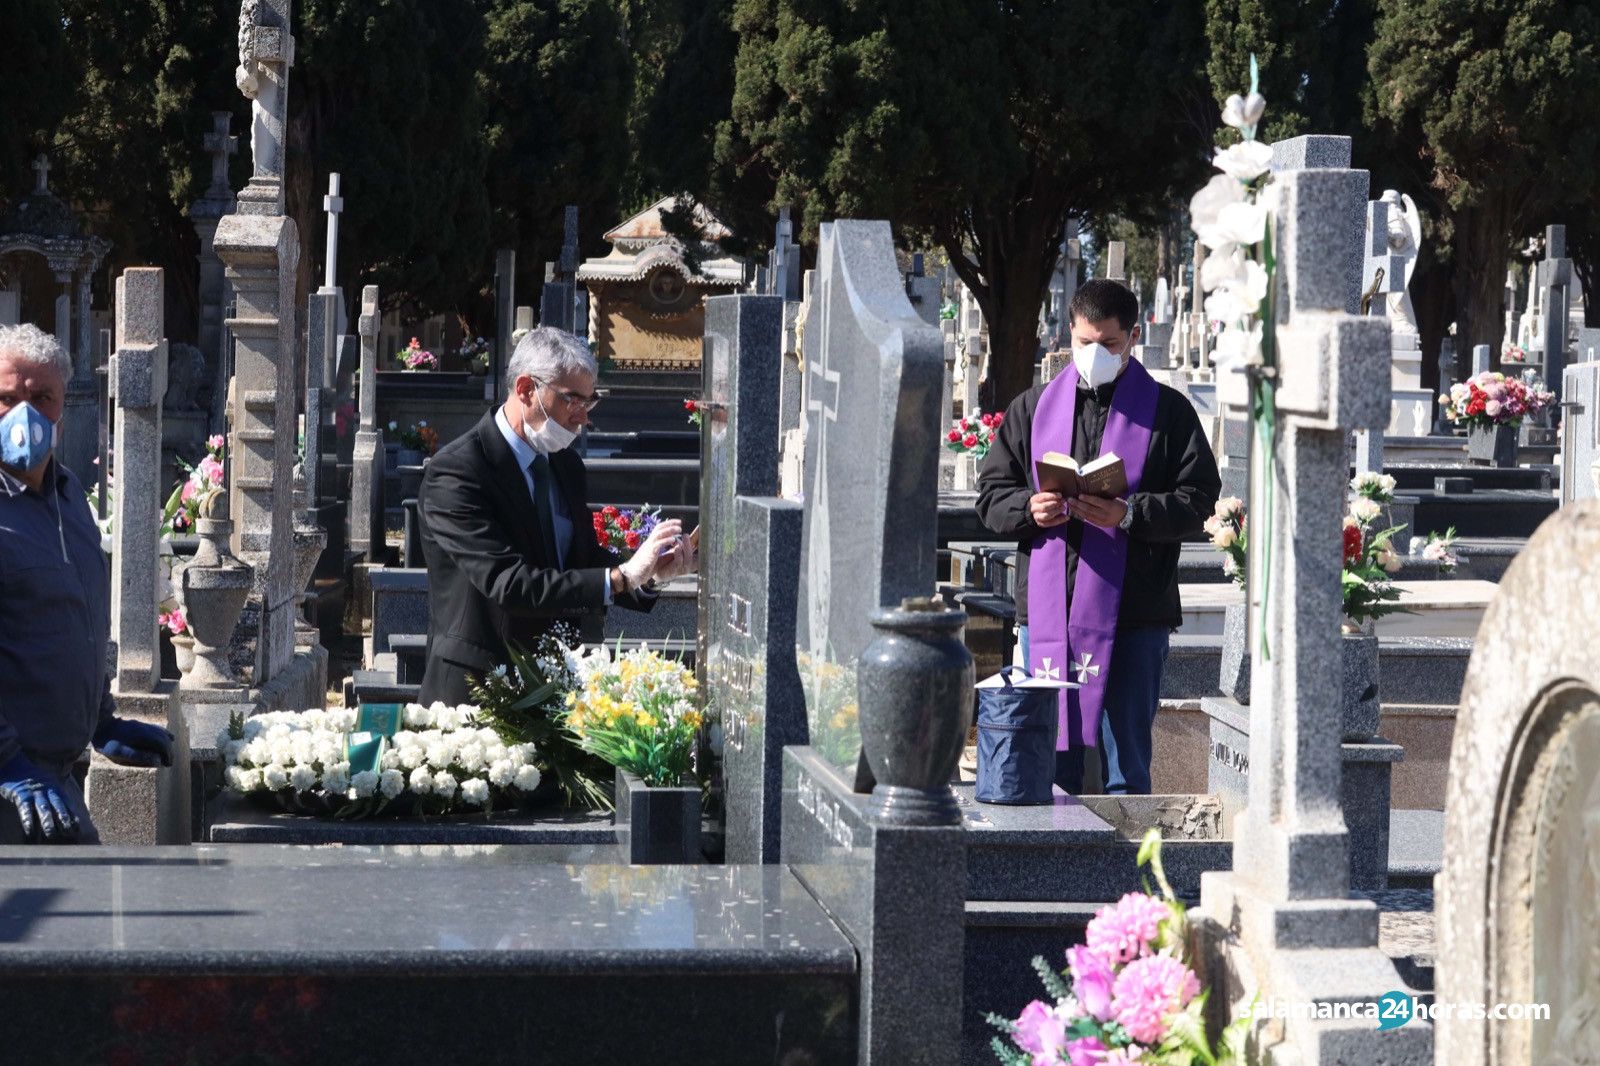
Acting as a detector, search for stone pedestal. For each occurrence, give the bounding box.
[215,212,300,685]
[92,683,189,844]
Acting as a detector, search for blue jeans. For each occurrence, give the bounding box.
[1018,623,1170,795]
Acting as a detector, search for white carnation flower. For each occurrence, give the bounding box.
[224,766,245,790]
[321,762,352,795]
[403,704,432,728]
[238,768,263,792]
[398,744,427,770]
[433,772,459,800]
[1351,497,1382,523]
[1190,173,1244,239]
[1212,140,1274,182]
[379,748,402,771]
[513,765,542,792]
[425,740,455,769]
[289,764,319,792]
[351,770,380,798]
[263,765,290,791]
[379,769,406,799]
[485,743,509,766]
[456,742,486,772]
[408,767,435,794]
[460,778,490,807]
[488,759,515,787]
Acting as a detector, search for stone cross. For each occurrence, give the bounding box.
[493,248,515,401]
[234,0,295,216]
[1198,164,1432,1065]
[1105,240,1126,281]
[321,172,343,291]
[769,206,801,302]
[1503,266,1519,351]
[109,269,169,695]
[796,220,944,791]
[202,112,238,199]
[31,153,50,195]
[1472,343,1491,378]
[349,285,385,557]
[1539,224,1572,406]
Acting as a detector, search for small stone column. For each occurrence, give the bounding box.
[92,266,188,845]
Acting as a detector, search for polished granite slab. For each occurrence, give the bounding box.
[206,795,618,846]
[0,845,854,974]
[0,846,858,1063]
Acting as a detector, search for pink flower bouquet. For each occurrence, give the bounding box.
[989,832,1250,1065]
[397,337,439,372]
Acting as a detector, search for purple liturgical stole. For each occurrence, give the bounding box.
[1029,358,1159,748]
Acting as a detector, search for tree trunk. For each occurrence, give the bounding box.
[1450,204,1514,379]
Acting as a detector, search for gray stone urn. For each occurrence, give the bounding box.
[613,768,701,864]
[1219,601,1251,704]
[176,494,254,693]
[1467,422,1518,467]
[1339,630,1381,741]
[857,596,974,827]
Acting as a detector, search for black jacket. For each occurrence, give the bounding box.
[975,372,1220,629]
[417,412,655,703]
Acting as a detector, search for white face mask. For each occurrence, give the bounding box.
[1071,333,1133,389]
[521,388,578,453]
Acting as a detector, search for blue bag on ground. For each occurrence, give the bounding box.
[975,665,1059,804]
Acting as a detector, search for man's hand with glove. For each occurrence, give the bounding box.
[617,518,683,593]
[0,753,81,843]
[93,717,175,768]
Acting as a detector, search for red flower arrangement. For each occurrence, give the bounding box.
[945,410,1003,460]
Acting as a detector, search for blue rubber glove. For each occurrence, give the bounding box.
[0,753,81,843]
[92,717,175,769]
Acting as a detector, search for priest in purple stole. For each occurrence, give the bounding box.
[976,280,1220,794]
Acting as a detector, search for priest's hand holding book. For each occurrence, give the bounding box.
[1030,450,1130,531]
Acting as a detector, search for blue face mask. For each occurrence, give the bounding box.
[0,401,58,472]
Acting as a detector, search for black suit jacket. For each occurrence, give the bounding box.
[416,411,654,703]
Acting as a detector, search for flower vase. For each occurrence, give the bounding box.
[396,447,424,469]
[1219,602,1251,704]
[856,596,974,826]
[177,494,254,693]
[1467,423,1518,468]
[613,768,702,864]
[1339,628,1381,741]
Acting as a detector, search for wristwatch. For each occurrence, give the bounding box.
[1117,499,1135,532]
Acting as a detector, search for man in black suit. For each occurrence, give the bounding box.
[417,327,695,704]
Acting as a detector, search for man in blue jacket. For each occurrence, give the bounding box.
[0,324,173,843]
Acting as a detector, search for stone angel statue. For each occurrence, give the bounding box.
[1379,189,1422,336]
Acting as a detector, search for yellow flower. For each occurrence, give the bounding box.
[635,712,655,729]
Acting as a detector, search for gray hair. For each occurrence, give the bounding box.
[0,323,71,384]
[505,327,596,396]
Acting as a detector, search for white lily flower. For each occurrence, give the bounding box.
[1213,140,1274,182]
[1190,174,1244,237]
[1199,200,1267,251]
[1200,247,1248,293]
[1222,92,1267,130]
[1213,322,1264,369]
[1205,287,1255,327]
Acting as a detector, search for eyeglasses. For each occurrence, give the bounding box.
[534,378,606,412]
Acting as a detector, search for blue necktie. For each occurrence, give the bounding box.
[528,453,561,567]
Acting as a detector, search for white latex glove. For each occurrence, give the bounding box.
[654,525,700,582]
[618,519,683,591]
